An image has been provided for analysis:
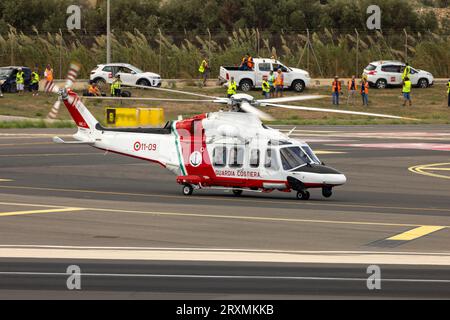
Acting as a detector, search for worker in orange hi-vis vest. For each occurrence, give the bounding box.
[44,64,54,94]
[331,76,342,105]
[274,69,284,98]
[347,75,358,106]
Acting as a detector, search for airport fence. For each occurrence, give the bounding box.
[0,27,449,79]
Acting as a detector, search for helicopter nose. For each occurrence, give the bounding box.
[331,173,347,186]
[318,166,347,186]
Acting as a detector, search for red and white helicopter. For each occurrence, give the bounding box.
[48,64,415,200]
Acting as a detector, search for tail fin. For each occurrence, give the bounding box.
[63,90,99,130]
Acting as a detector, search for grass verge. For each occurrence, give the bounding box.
[0,120,75,129]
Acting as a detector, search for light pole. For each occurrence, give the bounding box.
[106,0,111,63]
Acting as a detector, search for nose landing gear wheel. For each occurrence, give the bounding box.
[322,187,333,198]
[182,184,194,196]
[296,190,310,200]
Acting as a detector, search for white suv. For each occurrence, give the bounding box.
[90,63,161,87]
[363,61,434,89]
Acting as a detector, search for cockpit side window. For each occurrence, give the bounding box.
[213,146,227,167]
[264,148,279,170]
[229,146,244,168]
[249,149,260,168]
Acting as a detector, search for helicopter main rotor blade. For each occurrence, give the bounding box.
[240,101,274,121]
[124,83,220,100]
[258,95,327,104]
[263,103,419,121]
[82,96,217,103]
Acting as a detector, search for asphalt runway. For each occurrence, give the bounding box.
[0,125,449,299]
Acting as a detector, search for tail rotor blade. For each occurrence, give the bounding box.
[44,81,60,94]
[65,63,81,89]
[47,99,61,120]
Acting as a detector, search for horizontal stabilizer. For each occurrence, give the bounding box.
[53,136,95,145]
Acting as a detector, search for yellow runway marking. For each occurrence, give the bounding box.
[0,201,75,208]
[0,207,84,217]
[0,179,13,182]
[0,142,54,147]
[0,185,450,213]
[387,226,446,241]
[314,150,346,155]
[409,163,450,180]
[88,206,450,229]
[0,201,449,242]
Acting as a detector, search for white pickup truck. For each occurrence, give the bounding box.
[219,58,311,92]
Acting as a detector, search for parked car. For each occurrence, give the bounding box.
[0,66,32,93]
[90,63,161,88]
[363,61,434,89]
[219,58,311,92]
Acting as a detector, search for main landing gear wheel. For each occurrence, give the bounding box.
[182,184,194,196]
[322,187,333,198]
[296,190,310,201]
[232,189,243,196]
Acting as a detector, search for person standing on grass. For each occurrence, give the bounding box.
[402,62,411,81]
[360,77,369,106]
[262,75,270,99]
[16,67,25,96]
[227,76,237,98]
[447,79,450,108]
[31,68,40,96]
[44,64,54,95]
[331,76,341,105]
[347,75,357,106]
[275,69,284,98]
[111,75,122,97]
[198,58,210,87]
[268,70,275,98]
[402,77,412,107]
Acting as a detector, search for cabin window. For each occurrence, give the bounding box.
[250,149,260,168]
[213,146,227,167]
[264,148,279,170]
[229,146,244,168]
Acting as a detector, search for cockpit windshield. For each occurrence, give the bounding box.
[302,145,321,164]
[279,146,320,171]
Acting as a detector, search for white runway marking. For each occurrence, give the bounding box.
[331,143,450,151]
[0,246,449,265]
[0,271,449,283]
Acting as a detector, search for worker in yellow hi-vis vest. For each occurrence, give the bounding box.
[111,75,122,97]
[402,77,412,107]
[198,58,210,87]
[447,79,450,108]
[227,77,237,98]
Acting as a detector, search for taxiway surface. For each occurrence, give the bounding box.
[0,125,449,298]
